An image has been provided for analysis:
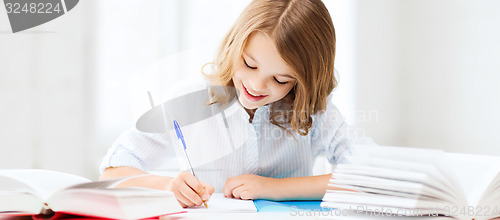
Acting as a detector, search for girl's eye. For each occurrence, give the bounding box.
[274,77,288,85]
[243,57,288,85]
[243,59,257,70]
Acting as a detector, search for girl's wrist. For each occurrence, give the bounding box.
[159,175,174,190]
[267,174,332,200]
[265,177,290,200]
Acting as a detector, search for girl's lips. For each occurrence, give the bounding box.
[242,83,267,102]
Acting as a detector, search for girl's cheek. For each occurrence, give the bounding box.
[233,68,244,79]
[237,69,248,77]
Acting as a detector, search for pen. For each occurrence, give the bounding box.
[173,120,208,208]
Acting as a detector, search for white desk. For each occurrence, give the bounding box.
[161,212,451,220]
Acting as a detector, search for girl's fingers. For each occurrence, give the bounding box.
[231,184,246,199]
[181,172,205,194]
[179,182,204,206]
[200,181,214,194]
[178,200,188,208]
[174,190,194,207]
[223,178,243,198]
[200,181,215,201]
[239,190,254,200]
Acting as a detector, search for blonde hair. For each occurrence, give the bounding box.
[204,0,337,136]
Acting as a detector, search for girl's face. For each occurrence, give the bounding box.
[232,32,297,110]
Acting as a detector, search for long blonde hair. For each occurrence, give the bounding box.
[204,0,337,136]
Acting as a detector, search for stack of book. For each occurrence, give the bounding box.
[321,146,500,220]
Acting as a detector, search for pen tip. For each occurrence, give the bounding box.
[203,202,208,208]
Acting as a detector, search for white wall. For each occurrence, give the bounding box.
[324,0,357,124]
[91,0,173,178]
[355,0,500,155]
[354,0,403,145]
[1,0,499,180]
[0,0,93,175]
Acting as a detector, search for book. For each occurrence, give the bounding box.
[321,146,500,220]
[0,169,184,219]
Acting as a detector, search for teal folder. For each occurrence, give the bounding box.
[253,200,334,212]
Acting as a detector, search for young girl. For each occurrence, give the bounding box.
[100,0,372,208]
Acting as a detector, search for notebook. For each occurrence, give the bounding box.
[254,199,332,212]
[184,193,257,213]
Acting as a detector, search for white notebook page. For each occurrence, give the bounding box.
[185,193,257,213]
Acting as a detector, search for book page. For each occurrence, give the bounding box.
[0,175,38,195]
[342,155,462,203]
[184,193,257,212]
[329,173,456,204]
[334,164,451,196]
[0,169,90,201]
[328,183,438,201]
[349,146,467,204]
[445,153,500,206]
[323,190,450,211]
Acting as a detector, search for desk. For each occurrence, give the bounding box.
[160,212,452,220]
[0,212,453,220]
[162,212,316,220]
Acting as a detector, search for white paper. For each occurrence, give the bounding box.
[445,152,500,206]
[0,169,90,201]
[184,193,257,213]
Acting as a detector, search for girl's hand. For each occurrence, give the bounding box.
[223,174,281,200]
[167,171,214,208]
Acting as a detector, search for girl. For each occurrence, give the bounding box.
[100,0,372,208]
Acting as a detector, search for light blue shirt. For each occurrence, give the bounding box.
[99,94,373,192]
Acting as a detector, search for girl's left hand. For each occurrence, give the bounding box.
[223,174,281,200]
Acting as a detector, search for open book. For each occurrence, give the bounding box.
[0,169,184,219]
[321,146,500,220]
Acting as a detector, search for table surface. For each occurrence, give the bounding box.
[160,212,453,220]
[0,212,454,220]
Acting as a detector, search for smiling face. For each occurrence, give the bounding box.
[232,32,297,110]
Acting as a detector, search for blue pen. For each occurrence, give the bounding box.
[173,120,208,208]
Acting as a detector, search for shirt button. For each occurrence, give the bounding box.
[249,157,256,162]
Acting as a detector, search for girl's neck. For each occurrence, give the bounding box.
[244,108,256,123]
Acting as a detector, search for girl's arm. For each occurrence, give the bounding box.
[100,166,214,207]
[223,173,341,200]
[100,166,173,190]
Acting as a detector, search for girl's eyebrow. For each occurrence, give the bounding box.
[243,52,295,79]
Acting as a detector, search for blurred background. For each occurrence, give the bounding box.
[1,0,499,179]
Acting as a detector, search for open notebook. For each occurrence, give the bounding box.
[321,146,500,220]
[184,193,257,213]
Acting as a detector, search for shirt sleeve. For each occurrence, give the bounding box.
[99,128,177,173]
[310,96,376,166]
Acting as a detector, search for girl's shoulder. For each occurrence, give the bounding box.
[310,93,346,128]
[313,93,343,117]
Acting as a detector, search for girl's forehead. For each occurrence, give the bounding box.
[243,32,294,76]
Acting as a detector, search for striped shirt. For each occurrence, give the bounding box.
[99,92,373,192]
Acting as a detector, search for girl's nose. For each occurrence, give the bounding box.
[248,74,267,92]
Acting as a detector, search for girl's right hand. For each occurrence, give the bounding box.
[167,171,214,208]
